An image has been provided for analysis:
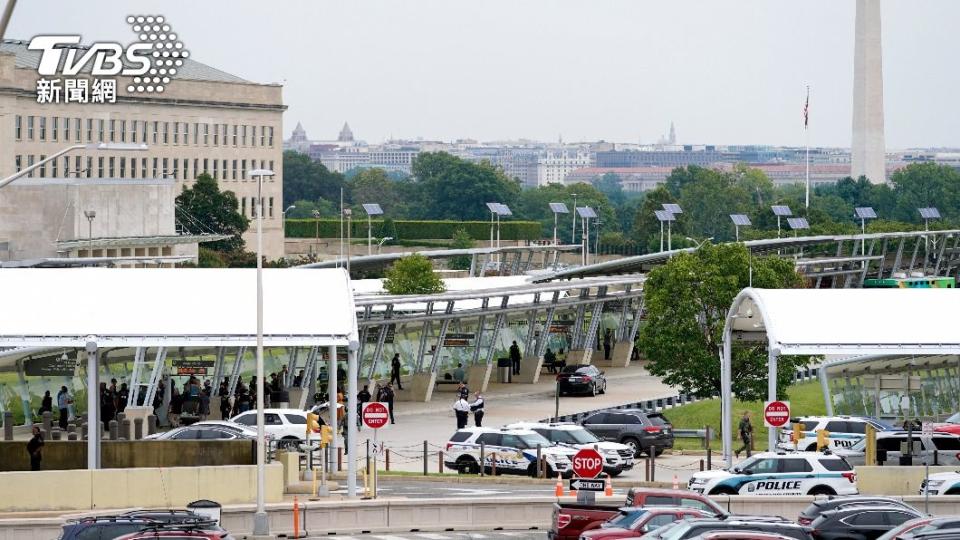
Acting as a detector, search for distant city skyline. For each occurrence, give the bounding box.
[6,1,960,148]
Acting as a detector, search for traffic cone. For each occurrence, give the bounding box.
[604,473,613,496]
[672,474,679,490]
[554,472,564,497]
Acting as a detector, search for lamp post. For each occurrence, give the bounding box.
[84,210,96,239]
[344,208,352,275]
[312,209,321,258]
[570,193,578,244]
[249,168,275,538]
[0,142,148,190]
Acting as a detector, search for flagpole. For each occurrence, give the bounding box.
[804,85,810,211]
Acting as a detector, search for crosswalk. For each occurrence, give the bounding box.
[307,532,546,540]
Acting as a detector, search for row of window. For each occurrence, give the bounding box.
[14,115,276,148]
[242,196,275,219]
[14,154,274,183]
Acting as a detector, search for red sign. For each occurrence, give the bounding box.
[763,400,791,428]
[362,402,390,429]
[571,448,604,479]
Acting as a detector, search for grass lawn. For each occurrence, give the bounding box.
[663,380,828,450]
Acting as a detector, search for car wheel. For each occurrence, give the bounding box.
[456,457,479,475]
[622,437,641,457]
[591,383,597,397]
[807,486,836,496]
[599,381,606,394]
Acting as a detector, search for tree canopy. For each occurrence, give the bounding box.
[175,173,249,253]
[637,243,806,401]
[410,152,521,220]
[383,254,446,295]
[283,150,346,207]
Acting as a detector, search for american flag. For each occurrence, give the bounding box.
[803,86,810,129]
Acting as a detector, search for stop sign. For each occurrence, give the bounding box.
[763,400,791,428]
[362,402,390,429]
[571,448,604,478]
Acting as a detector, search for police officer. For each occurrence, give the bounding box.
[453,395,470,429]
[470,392,485,427]
[736,411,753,458]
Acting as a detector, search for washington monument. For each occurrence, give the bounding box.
[851,0,886,184]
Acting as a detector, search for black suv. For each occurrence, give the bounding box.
[580,409,673,456]
[645,517,812,540]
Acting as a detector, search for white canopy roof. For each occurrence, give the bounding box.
[0,268,358,347]
[726,288,960,355]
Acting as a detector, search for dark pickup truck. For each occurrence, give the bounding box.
[549,488,726,540]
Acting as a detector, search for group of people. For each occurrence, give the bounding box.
[453,382,485,429]
[356,382,397,426]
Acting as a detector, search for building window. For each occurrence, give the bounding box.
[242,125,247,146]
[183,158,188,180]
[74,156,80,177]
[26,155,34,177]
[121,157,127,178]
[52,117,59,142]
[268,197,274,218]
[109,119,116,142]
[251,196,257,217]
[241,197,246,216]
[52,156,57,178]
[85,119,92,141]
[193,158,199,178]
[163,157,169,177]
[152,157,158,178]
[182,122,189,145]
[260,126,266,147]
[222,160,227,178]
[269,160,274,174]
[14,115,22,140]
[63,156,69,177]
[142,120,148,143]
[221,124,227,146]
[86,157,93,178]
[152,121,158,144]
[63,117,70,141]
[173,122,179,144]
[97,156,104,178]
[193,123,199,145]
[98,119,105,142]
[141,158,147,178]
[27,116,34,140]
[130,120,137,143]
[232,125,238,145]
[213,123,219,146]
[203,158,208,174]
[109,157,115,177]
[269,127,274,147]
[241,159,247,179]
[74,118,81,141]
[204,123,209,145]
[162,122,167,144]
[39,117,46,141]
[232,159,237,180]
[130,157,136,178]
[251,126,257,147]
[119,120,126,142]
[15,155,21,172]
[39,154,46,177]
[173,158,179,179]
[213,159,218,179]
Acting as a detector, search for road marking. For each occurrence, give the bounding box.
[416,534,451,539]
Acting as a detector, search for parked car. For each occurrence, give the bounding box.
[230,408,319,447]
[919,471,960,495]
[444,426,575,477]
[834,430,960,466]
[558,364,607,396]
[580,409,674,457]
[878,516,960,540]
[550,488,725,540]
[60,514,227,540]
[115,519,232,540]
[777,416,894,452]
[60,517,165,540]
[637,517,812,540]
[143,420,258,441]
[579,507,714,539]
[505,421,634,476]
[808,505,924,540]
[690,533,797,540]
[932,412,960,435]
[688,451,858,496]
[797,496,918,526]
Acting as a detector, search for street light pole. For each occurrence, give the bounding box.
[0,142,147,190]
[84,210,96,239]
[249,168,274,538]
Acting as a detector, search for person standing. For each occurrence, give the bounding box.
[382,383,396,424]
[39,390,53,417]
[453,395,470,429]
[603,328,613,361]
[457,381,470,400]
[390,354,404,390]
[470,393,485,427]
[357,385,371,427]
[27,426,44,471]
[509,340,522,376]
[99,382,115,431]
[56,386,71,430]
[544,348,558,373]
[735,411,753,459]
[453,363,466,383]
[117,383,129,414]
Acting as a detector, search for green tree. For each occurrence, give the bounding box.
[383,254,446,294]
[592,172,626,207]
[349,168,403,215]
[891,163,960,222]
[285,198,338,219]
[283,150,346,206]
[448,228,474,270]
[677,167,752,243]
[175,173,249,253]
[630,186,676,252]
[379,217,398,244]
[411,152,521,220]
[637,243,805,401]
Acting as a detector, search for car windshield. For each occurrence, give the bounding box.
[866,417,896,430]
[561,428,599,444]
[946,412,960,424]
[517,433,552,448]
[606,509,647,528]
[733,456,761,471]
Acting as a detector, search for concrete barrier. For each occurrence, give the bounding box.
[856,465,959,495]
[0,440,255,471]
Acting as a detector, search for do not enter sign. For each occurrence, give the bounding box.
[571,448,604,479]
[362,402,390,429]
[763,400,791,428]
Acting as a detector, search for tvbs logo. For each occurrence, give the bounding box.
[29,15,188,104]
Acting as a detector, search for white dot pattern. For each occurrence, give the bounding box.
[125,14,188,94]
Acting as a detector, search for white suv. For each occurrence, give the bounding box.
[777,416,893,452]
[444,427,575,477]
[920,471,960,496]
[687,451,858,496]
[231,408,320,447]
[505,421,634,476]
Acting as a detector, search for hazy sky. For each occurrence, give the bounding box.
[7,1,958,148]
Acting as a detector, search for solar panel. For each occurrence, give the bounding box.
[496,203,513,216]
[729,214,752,226]
[662,203,683,214]
[919,207,941,219]
[576,206,598,219]
[361,203,384,216]
[771,205,793,217]
[549,202,570,214]
[854,207,876,219]
[787,217,810,230]
[654,210,675,222]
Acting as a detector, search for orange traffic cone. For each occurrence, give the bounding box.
[554,472,564,497]
[672,474,679,490]
[604,473,613,496]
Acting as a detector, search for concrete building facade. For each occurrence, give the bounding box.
[536,149,592,186]
[851,0,887,184]
[0,39,286,258]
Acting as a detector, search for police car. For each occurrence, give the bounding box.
[444,427,576,477]
[687,451,858,496]
[777,415,894,452]
[920,471,960,496]
[505,421,634,476]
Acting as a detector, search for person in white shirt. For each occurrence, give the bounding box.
[453,396,470,429]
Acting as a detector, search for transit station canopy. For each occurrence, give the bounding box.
[0,268,358,348]
[726,288,960,355]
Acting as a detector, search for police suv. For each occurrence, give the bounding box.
[505,421,634,476]
[444,427,576,477]
[920,471,960,496]
[687,451,858,496]
[777,415,894,452]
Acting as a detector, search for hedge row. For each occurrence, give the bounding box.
[285,219,542,240]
